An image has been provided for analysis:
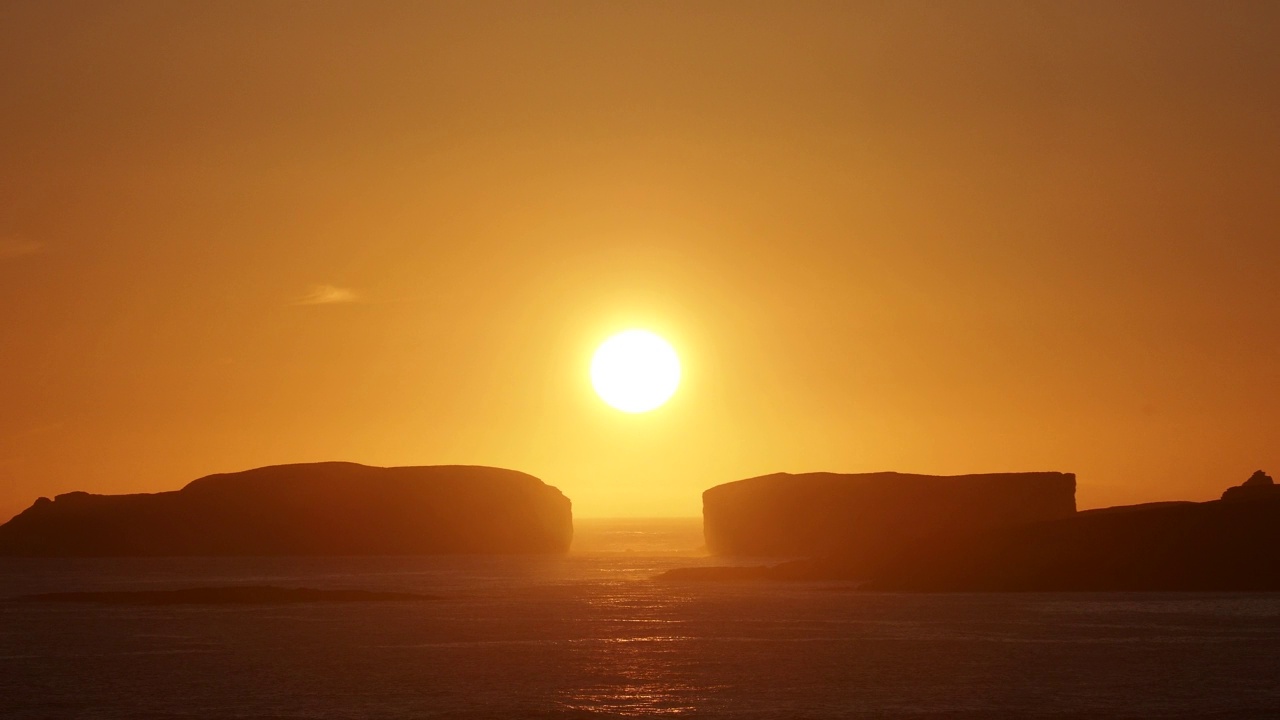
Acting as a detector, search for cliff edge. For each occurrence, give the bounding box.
[0,462,573,556]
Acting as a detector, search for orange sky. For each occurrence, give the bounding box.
[2,1,1278,519]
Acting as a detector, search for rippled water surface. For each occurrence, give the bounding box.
[2,519,1279,719]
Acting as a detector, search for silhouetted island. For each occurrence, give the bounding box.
[8,586,435,605]
[0,462,572,556]
[704,471,1075,567]
[665,470,1280,591]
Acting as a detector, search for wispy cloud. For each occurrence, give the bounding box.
[0,237,44,260]
[294,284,360,306]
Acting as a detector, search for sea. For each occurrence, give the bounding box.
[2,518,1279,719]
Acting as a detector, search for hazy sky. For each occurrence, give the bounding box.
[2,1,1278,519]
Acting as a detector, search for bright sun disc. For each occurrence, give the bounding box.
[590,330,681,413]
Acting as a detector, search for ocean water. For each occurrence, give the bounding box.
[2,518,1279,719]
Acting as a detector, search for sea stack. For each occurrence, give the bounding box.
[0,462,573,556]
[703,471,1076,558]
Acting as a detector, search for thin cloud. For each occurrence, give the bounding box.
[0,238,44,260]
[294,284,360,306]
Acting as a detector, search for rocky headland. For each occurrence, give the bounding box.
[0,462,573,556]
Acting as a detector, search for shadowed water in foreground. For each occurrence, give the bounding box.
[1,519,1278,719]
[8,586,435,605]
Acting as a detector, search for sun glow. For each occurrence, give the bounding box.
[590,330,681,413]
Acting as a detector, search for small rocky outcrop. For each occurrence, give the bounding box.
[1221,470,1280,501]
[0,462,573,557]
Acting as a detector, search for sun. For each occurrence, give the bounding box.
[590,330,681,413]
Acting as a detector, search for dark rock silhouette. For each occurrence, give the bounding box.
[671,472,1280,591]
[860,493,1280,591]
[0,462,572,556]
[8,586,435,605]
[1221,470,1280,501]
[703,472,1076,569]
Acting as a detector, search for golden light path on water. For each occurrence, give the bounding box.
[557,590,720,716]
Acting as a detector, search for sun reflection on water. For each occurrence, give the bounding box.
[558,637,725,716]
[557,588,728,715]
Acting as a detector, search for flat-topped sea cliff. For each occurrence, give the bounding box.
[0,462,573,556]
[704,471,1075,561]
